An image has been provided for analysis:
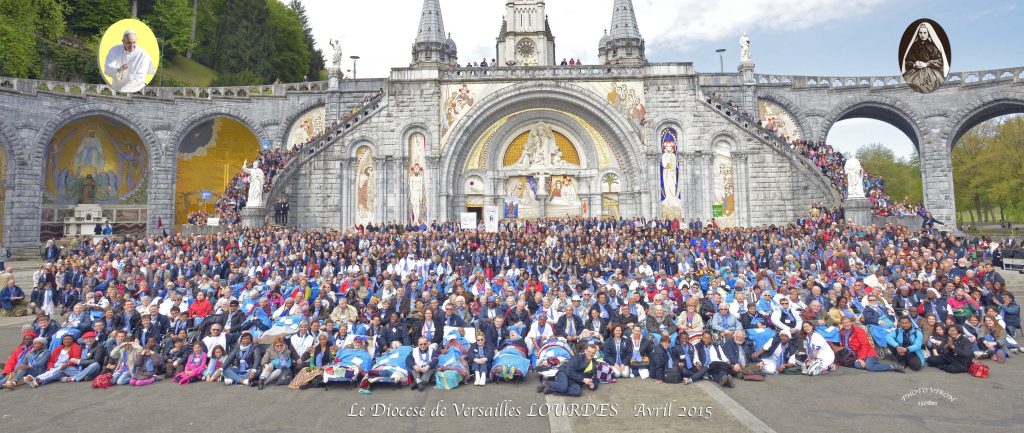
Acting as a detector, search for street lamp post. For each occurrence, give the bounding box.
[350,56,360,80]
[715,49,726,73]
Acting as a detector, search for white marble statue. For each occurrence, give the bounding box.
[845,157,866,198]
[408,133,427,223]
[330,39,343,68]
[740,33,751,62]
[242,160,265,208]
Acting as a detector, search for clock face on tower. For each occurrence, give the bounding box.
[516,39,536,58]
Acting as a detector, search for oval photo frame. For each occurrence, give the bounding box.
[97,19,160,93]
[898,18,951,94]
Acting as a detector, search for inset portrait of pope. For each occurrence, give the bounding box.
[97,19,160,94]
[898,19,951,94]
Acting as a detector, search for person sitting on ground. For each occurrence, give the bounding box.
[406,336,438,391]
[0,278,27,317]
[755,328,799,375]
[886,316,925,371]
[799,321,835,376]
[109,338,143,386]
[203,344,227,383]
[222,331,259,386]
[693,331,734,388]
[711,303,741,338]
[69,331,106,382]
[467,333,495,386]
[33,333,83,385]
[926,324,974,373]
[837,316,903,373]
[3,336,49,389]
[131,337,164,386]
[977,315,1011,363]
[173,342,207,385]
[258,336,294,389]
[537,343,599,397]
[724,329,765,379]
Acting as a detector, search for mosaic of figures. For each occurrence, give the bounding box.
[757,100,802,141]
[659,128,682,219]
[355,147,375,226]
[45,116,149,205]
[408,132,429,224]
[712,142,736,227]
[286,107,325,150]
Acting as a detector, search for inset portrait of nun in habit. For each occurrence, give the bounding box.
[899,19,951,94]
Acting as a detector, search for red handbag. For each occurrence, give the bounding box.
[968,362,989,378]
[91,372,114,389]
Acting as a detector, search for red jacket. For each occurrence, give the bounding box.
[839,325,876,361]
[188,299,213,318]
[47,343,82,369]
[3,344,30,375]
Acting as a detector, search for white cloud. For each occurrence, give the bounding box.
[299,0,883,78]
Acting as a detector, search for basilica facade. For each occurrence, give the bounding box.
[1,0,1020,246]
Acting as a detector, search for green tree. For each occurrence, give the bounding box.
[267,0,308,82]
[0,0,43,77]
[68,0,130,35]
[212,0,272,81]
[149,0,193,57]
[289,0,323,80]
[33,0,68,40]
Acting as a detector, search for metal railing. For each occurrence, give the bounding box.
[0,76,329,100]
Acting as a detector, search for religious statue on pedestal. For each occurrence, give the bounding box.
[242,160,265,208]
[80,174,97,204]
[740,33,751,62]
[845,157,866,199]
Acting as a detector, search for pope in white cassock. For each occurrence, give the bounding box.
[104,30,156,93]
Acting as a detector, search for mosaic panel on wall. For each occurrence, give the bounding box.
[0,147,5,243]
[712,141,736,227]
[354,147,375,226]
[44,115,149,205]
[757,100,802,141]
[174,117,260,225]
[286,107,325,150]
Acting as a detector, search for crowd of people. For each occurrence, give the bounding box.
[189,90,385,227]
[1,207,1018,395]
[708,93,926,219]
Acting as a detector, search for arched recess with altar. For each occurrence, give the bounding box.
[441,82,644,221]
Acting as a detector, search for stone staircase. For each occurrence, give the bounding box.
[700,96,843,209]
[1002,267,1024,297]
[258,95,387,225]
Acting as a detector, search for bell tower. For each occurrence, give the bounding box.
[496,0,556,66]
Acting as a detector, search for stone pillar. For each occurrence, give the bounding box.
[374,157,385,225]
[6,160,43,248]
[337,159,347,229]
[738,61,757,114]
[147,152,175,236]
[734,153,751,227]
[427,155,441,224]
[920,130,957,230]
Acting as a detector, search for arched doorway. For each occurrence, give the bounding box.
[41,115,150,239]
[174,117,261,226]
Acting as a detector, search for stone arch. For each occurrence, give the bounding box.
[278,98,326,149]
[816,96,924,149]
[441,81,645,200]
[708,130,741,153]
[941,91,1024,149]
[653,119,684,151]
[165,107,270,156]
[756,92,810,140]
[344,134,380,159]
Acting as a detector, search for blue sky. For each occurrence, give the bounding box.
[304,0,1023,158]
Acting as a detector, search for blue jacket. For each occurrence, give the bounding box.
[723,338,761,366]
[0,285,25,310]
[886,327,925,364]
[1001,301,1021,329]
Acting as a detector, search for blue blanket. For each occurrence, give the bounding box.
[491,345,530,380]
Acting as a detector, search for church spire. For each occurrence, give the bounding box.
[412,0,457,68]
[599,0,646,65]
